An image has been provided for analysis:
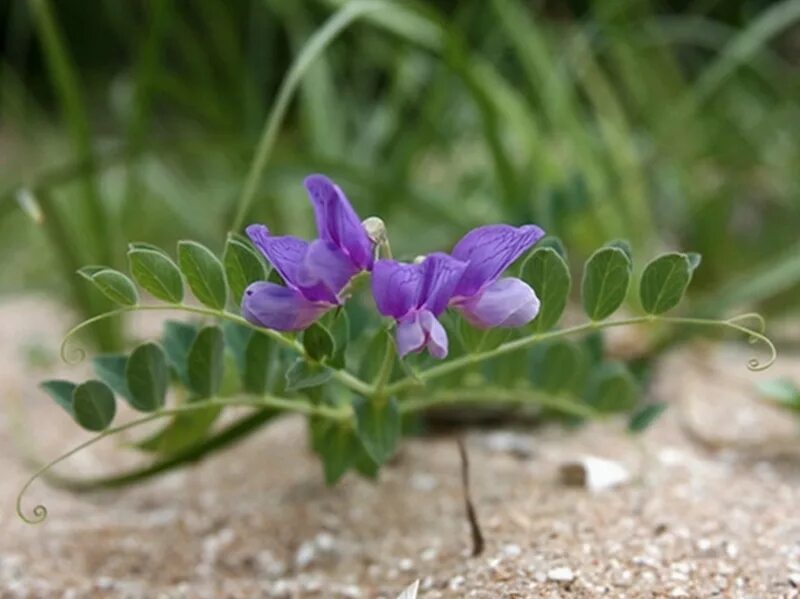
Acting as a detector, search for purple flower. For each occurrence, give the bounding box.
[449,224,545,328]
[372,253,467,359]
[242,174,373,331]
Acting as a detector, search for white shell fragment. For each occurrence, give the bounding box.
[547,566,576,583]
[397,579,420,599]
[559,456,631,492]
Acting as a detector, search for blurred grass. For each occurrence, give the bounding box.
[1,0,799,347]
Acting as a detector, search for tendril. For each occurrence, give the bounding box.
[726,312,766,334]
[16,412,164,524]
[60,308,133,363]
[723,319,777,372]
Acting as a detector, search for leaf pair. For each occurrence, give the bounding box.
[80,236,267,310]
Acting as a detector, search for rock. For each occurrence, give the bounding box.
[560,457,631,492]
[547,567,575,583]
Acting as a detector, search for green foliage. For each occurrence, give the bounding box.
[40,380,76,415]
[354,397,401,465]
[532,340,583,395]
[285,359,332,391]
[581,246,632,321]
[128,247,183,303]
[521,247,571,332]
[303,322,335,362]
[72,380,116,431]
[639,253,697,315]
[758,378,800,411]
[92,354,131,400]
[161,321,199,384]
[177,240,228,310]
[317,422,359,485]
[78,267,138,306]
[223,235,267,305]
[585,362,638,413]
[125,342,169,412]
[186,326,225,397]
[628,402,667,433]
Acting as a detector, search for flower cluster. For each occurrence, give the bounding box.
[243,175,544,359]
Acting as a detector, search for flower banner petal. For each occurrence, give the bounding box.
[304,174,373,270]
[451,224,545,297]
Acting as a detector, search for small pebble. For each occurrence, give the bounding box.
[547,566,575,583]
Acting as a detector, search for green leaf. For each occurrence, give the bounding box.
[161,320,199,384]
[639,253,694,315]
[537,236,567,259]
[628,402,667,433]
[223,235,266,305]
[303,322,335,362]
[92,354,131,400]
[533,340,582,394]
[324,309,350,368]
[177,240,227,309]
[243,332,274,394]
[285,359,332,391]
[78,267,138,306]
[128,247,183,303]
[521,247,571,332]
[40,380,75,415]
[457,318,510,353]
[187,326,225,397]
[129,242,169,254]
[134,405,221,454]
[608,239,632,261]
[319,423,358,485]
[354,397,401,465]
[358,328,392,381]
[757,378,800,411]
[581,246,632,320]
[585,362,638,413]
[72,380,116,431]
[125,342,169,412]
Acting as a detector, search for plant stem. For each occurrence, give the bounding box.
[17,393,348,523]
[60,304,374,396]
[400,387,600,419]
[386,314,777,395]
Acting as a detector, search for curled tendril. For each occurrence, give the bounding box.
[59,308,132,364]
[723,318,777,372]
[726,312,766,334]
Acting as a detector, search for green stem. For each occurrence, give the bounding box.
[59,304,373,396]
[371,338,396,396]
[17,394,347,524]
[386,315,777,396]
[401,387,600,419]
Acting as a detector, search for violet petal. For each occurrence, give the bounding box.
[396,312,426,357]
[297,239,358,298]
[241,281,331,331]
[372,259,423,319]
[419,252,469,316]
[451,224,545,297]
[245,225,337,303]
[456,277,540,328]
[304,174,373,270]
[419,310,448,359]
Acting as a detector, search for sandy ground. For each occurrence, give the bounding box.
[1,296,800,598]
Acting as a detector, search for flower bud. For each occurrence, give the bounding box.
[362,216,387,245]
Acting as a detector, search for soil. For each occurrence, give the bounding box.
[1,296,800,598]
